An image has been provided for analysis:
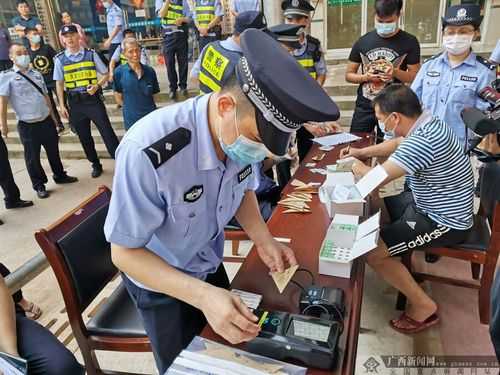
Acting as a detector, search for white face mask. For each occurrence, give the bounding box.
[103,1,111,8]
[443,34,474,56]
[15,55,30,69]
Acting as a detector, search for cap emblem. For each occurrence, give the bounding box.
[457,8,467,18]
[292,0,299,7]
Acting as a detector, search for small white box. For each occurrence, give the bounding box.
[319,165,388,217]
[318,212,380,278]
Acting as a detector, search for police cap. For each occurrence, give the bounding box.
[442,4,483,29]
[60,24,79,35]
[234,11,267,34]
[268,24,304,50]
[237,29,340,156]
[281,0,315,18]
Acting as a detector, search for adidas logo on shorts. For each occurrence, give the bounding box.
[407,227,450,249]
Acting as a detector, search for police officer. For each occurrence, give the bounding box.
[0,43,78,199]
[268,23,304,52]
[0,134,33,225]
[281,0,337,162]
[193,0,224,52]
[191,11,266,94]
[157,0,191,100]
[54,25,120,178]
[411,4,495,146]
[104,29,340,373]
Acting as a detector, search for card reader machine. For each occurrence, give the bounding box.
[245,310,341,370]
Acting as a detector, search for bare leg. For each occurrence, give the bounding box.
[0,275,20,356]
[365,243,437,328]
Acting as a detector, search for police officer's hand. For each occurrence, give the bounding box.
[103,38,112,49]
[0,124,8,138]
[87,84,100,96]
[256,238,297,273]
[200,286,260,344]
[199,27,208,37]
[60,106,69,120]
[304,123,328,137]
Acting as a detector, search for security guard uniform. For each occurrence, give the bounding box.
[155,0,190,97]
[54,28,119,174]
[268,23,304,51]
[193,0,224,52]
[0,67,76,195]
[104,29,339,373]
[411,5,495,145]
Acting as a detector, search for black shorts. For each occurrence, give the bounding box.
[380,192,470,256]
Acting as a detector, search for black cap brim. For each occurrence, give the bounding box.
[441,16,483,27]
[255,108,292,156]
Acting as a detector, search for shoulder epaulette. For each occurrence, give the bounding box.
[143,127,191,169]
[306,35,321,47]
[423,53,442,64]
[55,50,65,58]
[476,55,496,71]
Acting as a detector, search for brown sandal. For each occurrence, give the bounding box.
[390,312,439,334]
[24,302,43,320]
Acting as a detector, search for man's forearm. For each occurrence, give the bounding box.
[235,190,272,247]
[0,277,19,357]
[393,69,417,84]
[345,72,367,84]
[111,245,210,309]
[357,138,401,158]
[56,81,65,107]
[97,73,109,87]
[207,16,222,30]
[317,74,326,87]
[108,26,122,42]
[159,0,171,18]
[114,92,123,106]
[0,98,8,131]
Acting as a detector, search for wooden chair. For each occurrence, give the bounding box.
[35,186,151,375]
[396,163,500,324]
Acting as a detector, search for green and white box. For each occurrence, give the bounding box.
[319,212,380,278]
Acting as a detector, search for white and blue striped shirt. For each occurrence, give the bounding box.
[389,112,474,230]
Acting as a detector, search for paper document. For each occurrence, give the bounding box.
[313,133,361,147]
[231,289,263,311]
[0,352,27,375]
[166,336,307,375]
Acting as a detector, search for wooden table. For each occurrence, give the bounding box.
[202,133,374,375]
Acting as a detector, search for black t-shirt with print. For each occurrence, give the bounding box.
[28,44,57,89]
[349,29,421,106]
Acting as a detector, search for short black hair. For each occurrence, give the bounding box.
[374,0,403,17]
[123,28,135,37]
[17,0,29,6]
[372,84,422,118]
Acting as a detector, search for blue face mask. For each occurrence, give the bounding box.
[378,112,397,138]
[218,106,268,166]
[29,35,41,44]
[375,21,397,36]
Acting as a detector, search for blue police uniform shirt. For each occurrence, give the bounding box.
[0,67,50,122]
[411,51,495,143]
[491,40,500,64]
[106,3,125,44]
[190,37,241,78]
[232,0,260,13]
[104,94,260,289]
[53,48,108,81]
[113,63,160,130]
[192,0,225,26]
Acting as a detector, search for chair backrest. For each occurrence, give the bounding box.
[479,162,500,228]
[35,186,117,318]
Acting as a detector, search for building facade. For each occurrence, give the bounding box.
[1,0,497,58]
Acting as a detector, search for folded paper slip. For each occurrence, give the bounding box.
[270,264,299,293]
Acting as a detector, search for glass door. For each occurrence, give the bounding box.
[326,0,364,50]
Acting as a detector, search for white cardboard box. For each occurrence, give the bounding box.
[319,165,388,217]
[318,212,381,278]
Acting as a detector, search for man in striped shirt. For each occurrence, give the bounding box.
[341,84,474,334]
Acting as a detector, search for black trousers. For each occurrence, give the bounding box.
[198,34,219,53]
[0,135,21,205]
[16,309,84,375]
[0,262,22,304]
[17,117,66,191]
[68,95,119,165]
[350,97,384,143]
[491,270,500,360]
[122,264,230,374]
[163,34,189,92]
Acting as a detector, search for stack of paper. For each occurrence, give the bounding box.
[166,337,307,375]
[278,180,319,214]
[0,352,27,375]
[231,289,263,311]
[312,133,361,147]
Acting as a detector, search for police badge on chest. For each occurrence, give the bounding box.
[184,185,204,203]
